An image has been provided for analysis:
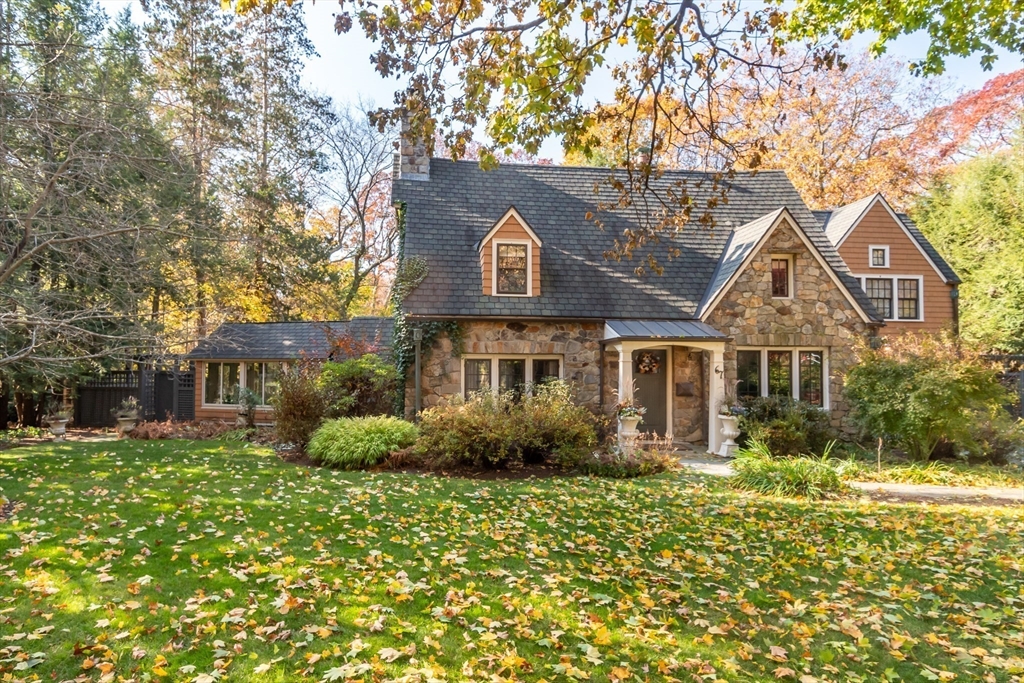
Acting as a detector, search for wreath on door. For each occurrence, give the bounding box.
[636,352,661,374]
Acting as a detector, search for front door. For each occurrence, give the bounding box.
[632,349,667,437]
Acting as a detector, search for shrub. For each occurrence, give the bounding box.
[318,354,398,418]
[579,439,678,479]
[730,439,847,499]
[307,416,418,469]
[416,380,598,469]
[845,333,1016,461]
[272,363,327,448]
[737,395,835,456]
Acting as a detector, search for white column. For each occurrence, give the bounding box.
[707,345,725,455]
[617,344,633,403]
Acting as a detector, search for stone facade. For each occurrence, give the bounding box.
[705,218,874,431]
[671,348,706,442]
[406,321,604,417]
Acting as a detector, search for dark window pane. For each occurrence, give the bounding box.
[222,363,240,404]
[799,351,823,406]
[498,359,526,398]
[204,363,221,404]
[464,359,491,398]
[898,279,919,319]
[736,350,761,399]
[246,362,264,401]
[263,363,281,404]
[771,258,789,297]
[497,243,528,294]
[532,359,560,384]
[768,351,792,397]
[871,248,887,267]
[865,278,893,319]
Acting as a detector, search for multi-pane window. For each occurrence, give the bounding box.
[799,351,823,406]
[204,362,240,405]
[245,362,282,405]
[897,279,919,320]
[498,359,526,400]
[871,247,888,267]
[864,278,893,319]
[496,243,528,294]
[464,359,491,398]
[736,350,761,399]
[771,258,790,298]
[767,351,792,397]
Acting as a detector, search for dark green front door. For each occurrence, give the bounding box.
[632,350,667,437]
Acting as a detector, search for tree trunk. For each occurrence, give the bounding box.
[0,379,9,430]
[15,391,40,428]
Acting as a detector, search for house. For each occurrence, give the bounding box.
[185,318,393,423]
[392,136,959,454]
[815,195,961,335]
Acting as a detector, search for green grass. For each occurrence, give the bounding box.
[839,457,1024,489]
[1,441,1022,682]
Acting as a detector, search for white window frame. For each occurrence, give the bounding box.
[856,274,924,322]
[202,361,282,408]
[492,239,533,297]
[461,354,563,397]
[868,245,890,268]
[769,253,794,300]
[734,347,830,409]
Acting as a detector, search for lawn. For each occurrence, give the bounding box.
[1,441,1023,682]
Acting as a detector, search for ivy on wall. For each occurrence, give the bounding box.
[389,201,462,414]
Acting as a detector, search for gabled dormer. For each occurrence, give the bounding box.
[477,206,542,297]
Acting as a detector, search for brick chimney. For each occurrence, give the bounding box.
[393,112,430,181]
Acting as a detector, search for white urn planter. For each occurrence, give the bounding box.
[717,413,741,458]
[115,417,136,439]
[47,418,69,441]
[618,416,641,453]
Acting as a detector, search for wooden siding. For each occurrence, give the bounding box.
[193,361,276,424]
[838,202,955,334]
[480,214,541,295]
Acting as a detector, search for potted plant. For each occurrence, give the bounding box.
[44,400,71,441]
[616,397,646,436]
[235,387,260,429]
[111,397,140,438]
[716,386,741,458]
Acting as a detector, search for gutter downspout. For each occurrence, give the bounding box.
[413,327,422,421]
[598,340,606,412]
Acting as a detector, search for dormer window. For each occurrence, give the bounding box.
[478,206,542,297]
[496,243,528,294]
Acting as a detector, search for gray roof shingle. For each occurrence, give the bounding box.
[395,160,880,322]
[186,317,394,360]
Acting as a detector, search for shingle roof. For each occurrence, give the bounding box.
[819,194,876,246]
[395,160,879,322]
[185,317,394,360]
[897,213,961,284]
[700,208,786,315]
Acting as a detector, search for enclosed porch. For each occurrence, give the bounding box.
[602,320,732,455]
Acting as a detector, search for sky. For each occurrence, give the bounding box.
[102,0,1022,160]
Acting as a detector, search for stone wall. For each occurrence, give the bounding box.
[672,349,706,442]
[405,320,604,417]
[706,218,874,431]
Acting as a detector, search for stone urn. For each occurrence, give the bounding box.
[717,413,741,458]
[47,417,69,441]
[618,416,641,436]
[115,417,136,439]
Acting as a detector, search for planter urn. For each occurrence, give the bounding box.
[47,418,69,441]
[717,413,740,458]
[115,417,136,439]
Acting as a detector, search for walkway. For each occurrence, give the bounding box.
[677,456,1024,504]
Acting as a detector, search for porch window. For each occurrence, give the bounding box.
[736,350,760,399]
[204,362,240,405]
[767,351,792,397]
[798,351,823,406]
[496,243,528,294]
[245,362,281,406]
[464,359,491,398]
[771,257,791,298]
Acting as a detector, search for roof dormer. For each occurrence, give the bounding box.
[478,206,542,297]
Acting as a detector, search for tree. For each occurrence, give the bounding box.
[316,104,399,319]
[0,0,186,422]
[913,138,1024,352]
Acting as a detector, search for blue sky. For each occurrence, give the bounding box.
[102,0,1022,160]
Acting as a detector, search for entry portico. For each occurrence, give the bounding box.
[604,320,730,454]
